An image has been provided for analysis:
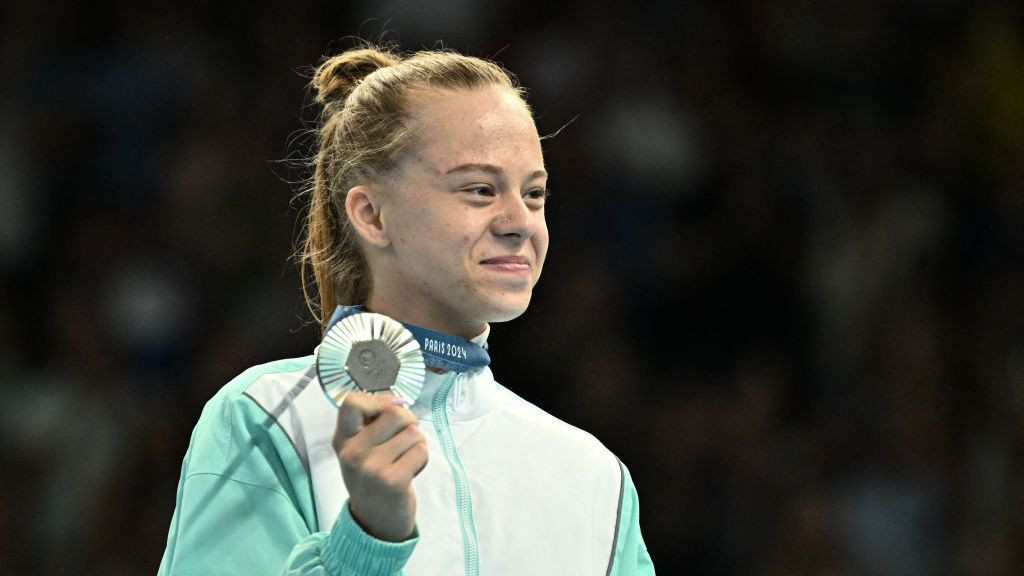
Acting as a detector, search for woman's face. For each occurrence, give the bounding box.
[366,85,549,338]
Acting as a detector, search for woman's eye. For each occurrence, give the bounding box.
[526,188,550,201]
[468,186,494,196]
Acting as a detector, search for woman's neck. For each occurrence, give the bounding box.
[363,300,486,341]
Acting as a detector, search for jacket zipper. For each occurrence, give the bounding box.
[432,372,480,576]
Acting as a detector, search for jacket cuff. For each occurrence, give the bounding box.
[319,501,418,576]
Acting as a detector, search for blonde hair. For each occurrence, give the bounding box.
[300,45,527,331]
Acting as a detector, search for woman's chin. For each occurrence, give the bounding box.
[479,294,532,324]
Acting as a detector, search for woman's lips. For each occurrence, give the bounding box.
[480,256,531,273]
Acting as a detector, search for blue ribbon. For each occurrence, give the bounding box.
[325,305,491,373]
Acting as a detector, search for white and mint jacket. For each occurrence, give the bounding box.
[159,340,654,575]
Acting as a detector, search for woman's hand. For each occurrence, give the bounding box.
[332,393,428,542]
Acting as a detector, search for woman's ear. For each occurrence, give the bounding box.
[346,185,390,248]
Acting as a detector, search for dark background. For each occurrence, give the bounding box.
[2,1,1022,574]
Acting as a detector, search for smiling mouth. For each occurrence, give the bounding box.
[480,256,531,273]
[480,256,530,266]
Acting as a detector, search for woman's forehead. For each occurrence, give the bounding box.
[406,87,536,142]
[403,86,541,171]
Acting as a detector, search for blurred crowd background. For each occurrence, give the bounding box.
[1,0,1022,574]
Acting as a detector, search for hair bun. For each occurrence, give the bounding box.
[313,48,401,106]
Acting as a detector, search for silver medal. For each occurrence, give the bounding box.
[316,312,426,406]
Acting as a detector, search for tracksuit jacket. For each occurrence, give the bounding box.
[158,331,655,575]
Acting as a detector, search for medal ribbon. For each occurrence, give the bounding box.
[326,305,491,373]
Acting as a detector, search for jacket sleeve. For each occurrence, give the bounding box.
[608,463,656,575]
[283,501,417,575]
[157,382,417,576]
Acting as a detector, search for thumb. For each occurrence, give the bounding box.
[335,392,406,439]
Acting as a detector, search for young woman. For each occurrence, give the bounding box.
[158,45,654,576]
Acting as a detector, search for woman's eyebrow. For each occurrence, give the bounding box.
[445,163,547,180]
[445,163,500,175]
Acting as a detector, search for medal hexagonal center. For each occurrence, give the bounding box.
[346,340,399,392]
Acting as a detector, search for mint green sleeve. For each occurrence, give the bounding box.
[157,378,417,576]
[283,501,417,575]
[608,463,656,575]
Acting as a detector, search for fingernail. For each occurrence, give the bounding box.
[389,396,412,406]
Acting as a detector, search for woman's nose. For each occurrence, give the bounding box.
[491,195,532,237]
